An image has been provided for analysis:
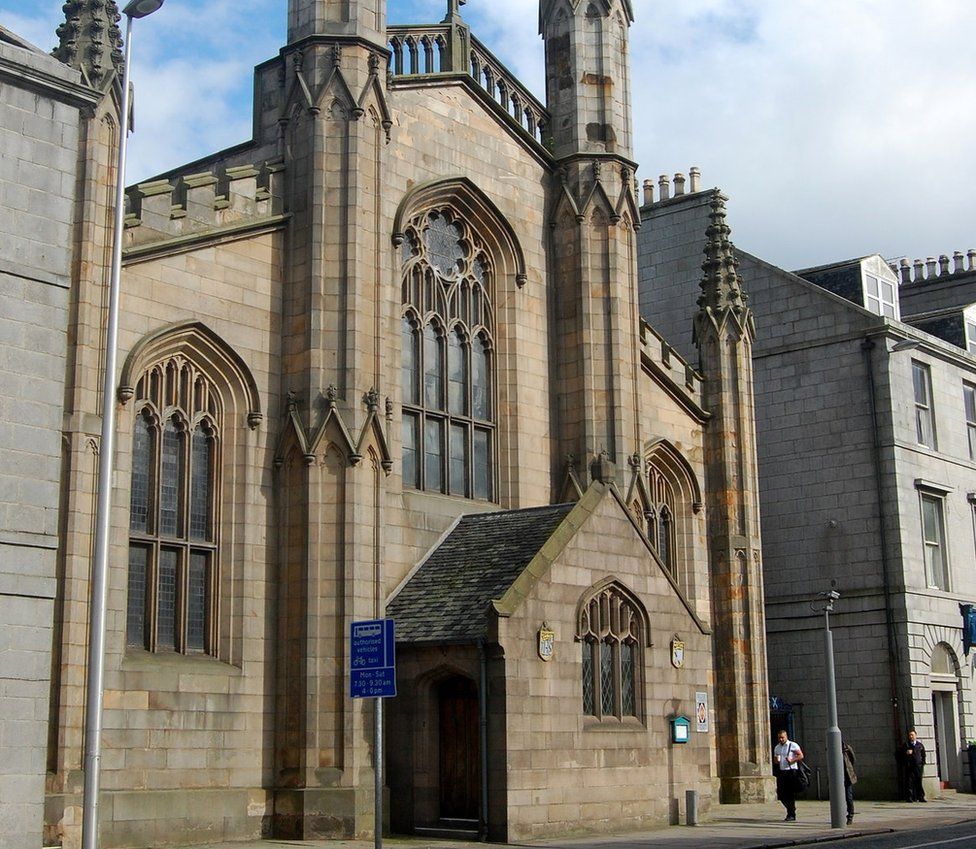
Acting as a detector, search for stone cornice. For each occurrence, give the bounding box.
[122,214,289,265]
[0,51,100,109]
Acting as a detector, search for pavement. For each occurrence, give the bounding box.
[168,792,976,849]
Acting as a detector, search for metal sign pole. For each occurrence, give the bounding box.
[375,697,383,849]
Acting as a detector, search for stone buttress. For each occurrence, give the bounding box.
[541,0,642,490]
[272,0,395,838]
[693,194,774,803]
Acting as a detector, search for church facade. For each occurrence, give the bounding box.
[2,2,773,847]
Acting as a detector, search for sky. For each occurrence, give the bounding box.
[4,0,975,270]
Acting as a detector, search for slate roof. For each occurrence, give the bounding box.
[387,503,576,644]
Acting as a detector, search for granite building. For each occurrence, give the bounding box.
[0,23,102,849]
[637,175,976,801]
[1,2,775,846]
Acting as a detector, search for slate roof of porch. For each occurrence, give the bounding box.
[387,503,575,644]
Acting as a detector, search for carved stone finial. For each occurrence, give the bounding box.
[286,390,299,414]
[443,0,467,22]
[628,452,642,473]
[332,43,343,67]
[54,0,124,89]
[364,387,380,412]
[368,51,380,74]
[385,397,394,422]
[326,384,339,406]
[566,452,577,472]
[592,160,602,182]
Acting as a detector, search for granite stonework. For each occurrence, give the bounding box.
[0,26,100,849]
[638,187,976,802]
[1,2,773,846]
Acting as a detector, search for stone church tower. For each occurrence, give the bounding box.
[694,196,773,802]
[542,0,641,487]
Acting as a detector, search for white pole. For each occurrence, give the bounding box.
[80,13,135,847]
[375,698,383,849]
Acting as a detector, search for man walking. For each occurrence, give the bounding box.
[905,729,926,802]
[773,729,804,822]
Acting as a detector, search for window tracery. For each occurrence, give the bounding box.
[126,357,220,655]
[401,208,495,501]
[576,583,646,721]
[646,465,676,574]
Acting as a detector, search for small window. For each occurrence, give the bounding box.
[864,273,899,319]
[576,584,647,721]
[913,361,936,448]
[965,383,976,461]
[920,493,948,590]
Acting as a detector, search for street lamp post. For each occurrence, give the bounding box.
[813,583,846,829]
[81,3,164,848]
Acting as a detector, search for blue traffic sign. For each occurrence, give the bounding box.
[350,618,396,699]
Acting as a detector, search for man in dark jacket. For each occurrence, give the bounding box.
[905,729,926,802]
[842,742,857,824]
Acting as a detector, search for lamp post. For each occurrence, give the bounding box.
[82,3,164,848]
[812,583,845,829]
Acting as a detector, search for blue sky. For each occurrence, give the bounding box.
[3,0,976,270]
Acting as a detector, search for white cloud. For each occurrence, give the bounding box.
[6,0,975,269]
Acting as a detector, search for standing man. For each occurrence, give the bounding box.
[905,730,927,802]
[842,741,857,824]
[773,729,804,822]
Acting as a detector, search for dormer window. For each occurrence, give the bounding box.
[864,272,898,319]
[965,316,976,355]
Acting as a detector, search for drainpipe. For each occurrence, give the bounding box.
[861,337,907,742]
[478,640,489,842]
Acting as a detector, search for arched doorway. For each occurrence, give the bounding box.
[930,643,962,788]
[438,675,480,823]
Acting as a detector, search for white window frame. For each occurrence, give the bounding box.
[864,271,899,319]
[964,382,976,461]
[917,487,949,590]
[913,360,937,448]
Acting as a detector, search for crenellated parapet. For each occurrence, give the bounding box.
[123,159,286,247]
[639,319,705,413]
[893,250,976,285]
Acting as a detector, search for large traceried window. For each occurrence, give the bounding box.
[127,358,219,655]
[401,209,495,500]
[576,582,648,722]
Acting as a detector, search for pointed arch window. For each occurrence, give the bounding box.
[576,582,648,722]
[126,359,220,655]
[647,466,676,575]
[401,209,495,501]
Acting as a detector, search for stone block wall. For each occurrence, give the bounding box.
[0,38,96,849]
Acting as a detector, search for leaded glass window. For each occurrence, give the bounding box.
[647,466,676,575]
[400,208,496,500]
[126,357,220,655]
[577,583,646,721]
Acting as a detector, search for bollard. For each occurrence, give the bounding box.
[685,789,698,826]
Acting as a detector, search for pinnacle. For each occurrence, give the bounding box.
[53,0,124,89]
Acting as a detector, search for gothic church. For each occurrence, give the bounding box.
[8,1,772,846]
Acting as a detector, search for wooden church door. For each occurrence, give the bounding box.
[438,676,480,821]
